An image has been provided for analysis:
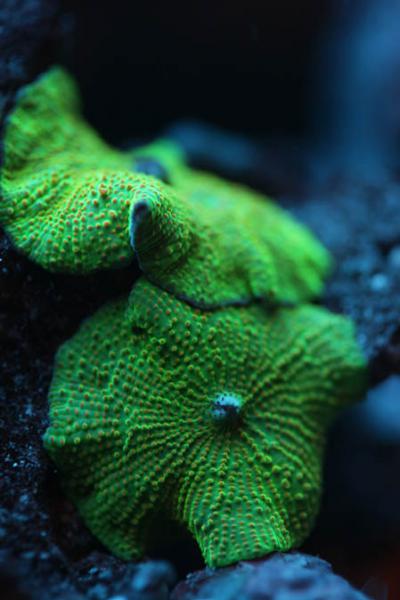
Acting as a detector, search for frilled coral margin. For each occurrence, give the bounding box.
[1,67,331,308]
[44,278,366,567]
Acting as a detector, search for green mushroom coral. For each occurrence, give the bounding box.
[0,67,140,273]
[1,66,331,308]
[43,278,366,568]
[3,65,366,568]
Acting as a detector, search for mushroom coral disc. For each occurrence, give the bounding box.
[1,67,331,308]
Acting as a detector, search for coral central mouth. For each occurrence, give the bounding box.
[211,393,243,424]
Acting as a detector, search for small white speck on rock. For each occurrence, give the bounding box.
[370,272,388,292]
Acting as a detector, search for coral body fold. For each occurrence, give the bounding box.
[1,67,331,307]
[0,68,142,273]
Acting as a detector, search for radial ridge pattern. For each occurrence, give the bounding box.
[44,278,366,567]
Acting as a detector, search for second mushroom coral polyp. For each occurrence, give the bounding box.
[1,66,330,308]
[44,278,365,568]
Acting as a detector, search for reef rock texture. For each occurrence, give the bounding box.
[171,553,370,600]
[285,180,400,380]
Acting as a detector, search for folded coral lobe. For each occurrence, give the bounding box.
[129,140,332,308]
[44,278,366,568]
[1,64,331,307]
[0,67,140,273]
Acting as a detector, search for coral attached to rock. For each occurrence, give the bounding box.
[1,66,330,308]
[44,278,366,568]
[2,65,367,574]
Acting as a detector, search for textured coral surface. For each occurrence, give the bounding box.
[1,67,139,273]
[1,67,331,308]
[44,278,365,568]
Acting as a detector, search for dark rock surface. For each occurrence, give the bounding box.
[171,553,370,600]
[285,178,400,381]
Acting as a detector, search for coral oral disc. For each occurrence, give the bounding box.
[211,393,243,424]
